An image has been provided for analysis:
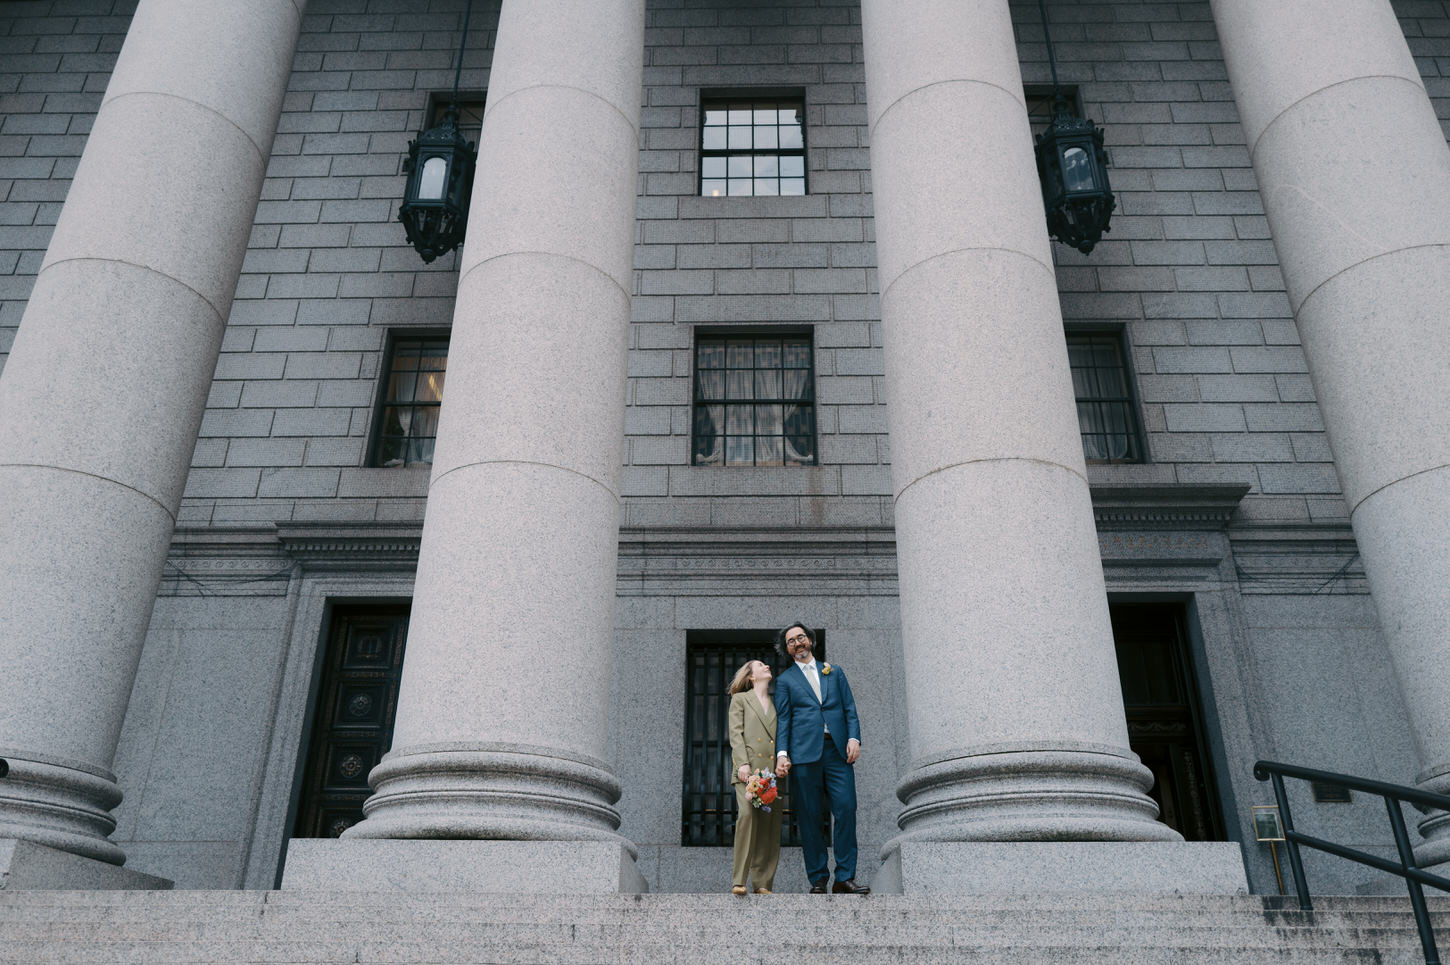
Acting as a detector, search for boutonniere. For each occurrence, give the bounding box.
[820,663,832,675]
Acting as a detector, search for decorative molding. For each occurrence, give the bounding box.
[274,522,422,569]
[1090,483,1251,532]
[160,482,1365,598]
[617,525,899,594]
[1227,522,1367,595]
[161,526,293,596]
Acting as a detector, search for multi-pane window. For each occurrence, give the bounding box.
[700,97,806,197]
[1068,331,1144,464]
[371,335,448,467]
[693,334,815,467]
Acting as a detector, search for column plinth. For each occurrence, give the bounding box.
[860,0,1174,855]
[0,0,301,869]
[1210,0,1450,864]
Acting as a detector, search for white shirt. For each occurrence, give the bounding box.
[799,659,823,702]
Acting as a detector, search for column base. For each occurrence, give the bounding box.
[894,745,1184,844]
[1413,763,1450,868]
[0,752,127,865]
[342,742,632,853]
[874,841,1248,895]
[0,839,171,891]
[280,839,647,893]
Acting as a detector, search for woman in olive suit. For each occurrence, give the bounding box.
[727,659,783,894]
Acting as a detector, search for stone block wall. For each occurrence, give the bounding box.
[3,0,1448,531]
[2,0,1449,895]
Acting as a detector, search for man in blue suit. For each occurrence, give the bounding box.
[773,621,869,894]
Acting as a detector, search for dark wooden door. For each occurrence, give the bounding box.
[1111,603,1226,842]
[293,605,409,838]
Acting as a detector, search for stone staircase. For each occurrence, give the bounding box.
[0,891,1447,964]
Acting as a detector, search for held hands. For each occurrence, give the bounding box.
[775,756,791,778]
[846,738,861,764]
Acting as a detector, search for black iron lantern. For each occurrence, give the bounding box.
[1035,96,1115,254]
[399,105,476,263]
[398,0,477,264]
[1032,1,1115,254]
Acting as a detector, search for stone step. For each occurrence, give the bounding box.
[0,933,1415,956]
[0,892,1445,965]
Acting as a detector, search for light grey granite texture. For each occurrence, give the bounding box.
[341,0,648,849]
[1,890,1448,963]
[0,0,303,866]
[1,0,1448,903]
[0,839,171,891]
[875,841,1249,895]
[280,839,646,893]
[1212,0,1450,862]
[859,0,1172,843]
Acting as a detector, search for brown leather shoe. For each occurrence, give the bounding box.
[809,879,828,894]
[731,885,747,895]
[831,878,870,895]
[754,887,772,894]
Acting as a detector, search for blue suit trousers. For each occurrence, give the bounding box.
[789,732,858,884]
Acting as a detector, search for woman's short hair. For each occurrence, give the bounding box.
[774,621,816,664]
[727,660,759,695]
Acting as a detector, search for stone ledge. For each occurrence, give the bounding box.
[874,841,1249,895]
[0,839,172,891]
[280,839,647,893]
[1090,483,1251,532]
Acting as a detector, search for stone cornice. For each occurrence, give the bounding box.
[274,522,423,568]
[163,482,1262,590]
[1090,483,1251,531]
[1227,520,1366,595]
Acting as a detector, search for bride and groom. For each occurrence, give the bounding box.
[727,621,869,896]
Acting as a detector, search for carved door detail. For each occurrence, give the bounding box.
[1111,603,1227,842]
[293,605,409,839]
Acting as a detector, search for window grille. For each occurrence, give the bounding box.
[371,335,448,467]
[1068,331,1145,464]
[682,631,823,848]
[700,96,806,197]
[692,333,816,467]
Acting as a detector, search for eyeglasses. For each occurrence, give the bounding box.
[785,634,810,645]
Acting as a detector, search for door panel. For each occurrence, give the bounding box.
[1111,603,1226,842]
[293,605,409,839]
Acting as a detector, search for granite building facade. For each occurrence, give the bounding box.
[2,0,1449,897]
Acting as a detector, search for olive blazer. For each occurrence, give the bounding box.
[728,690,778,784]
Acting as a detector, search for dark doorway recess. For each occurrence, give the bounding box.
[293,604,410,839]
[681,629,825,848]
[1111,603,1227,842]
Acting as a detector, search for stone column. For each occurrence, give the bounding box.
[342,0,645,856]
[1211,0,1450,862]
[0,0,303,869]
[859,0,1178,859]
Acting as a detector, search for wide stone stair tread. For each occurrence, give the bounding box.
[0,892,1446,964]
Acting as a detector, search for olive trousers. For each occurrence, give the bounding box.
[731,782,783,890]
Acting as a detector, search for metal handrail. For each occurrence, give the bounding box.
[1254,759,1450,965]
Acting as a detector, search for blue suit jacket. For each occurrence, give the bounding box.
[775,661,861,765]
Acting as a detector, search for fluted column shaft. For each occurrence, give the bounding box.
[1211,0,1450,861]
[859,0,1175,844]
[345,0,646,847]
[0,0,304,864]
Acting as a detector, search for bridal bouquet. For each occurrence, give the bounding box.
[745,769,778,812]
